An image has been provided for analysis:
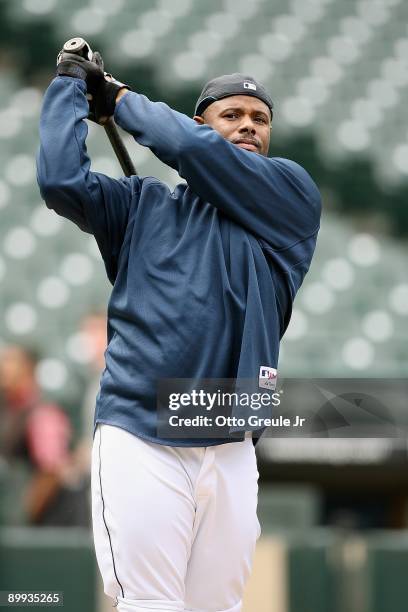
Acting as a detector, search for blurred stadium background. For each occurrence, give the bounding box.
[0,0,408,610]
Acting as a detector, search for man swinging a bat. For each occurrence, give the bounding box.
[37,42,321,612]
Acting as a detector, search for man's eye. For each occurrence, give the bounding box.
[255,116,267,124]
[224,113,238,119]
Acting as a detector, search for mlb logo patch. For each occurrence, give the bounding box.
[243,81,257,91]
[259,366,277,390]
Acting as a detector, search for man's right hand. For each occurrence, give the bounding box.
[56,50,105,97]
[56,48,130,124]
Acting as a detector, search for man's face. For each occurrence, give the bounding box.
[194,95,271,156]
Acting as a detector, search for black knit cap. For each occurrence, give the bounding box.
[195,73,274,118]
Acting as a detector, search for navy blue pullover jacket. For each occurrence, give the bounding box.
[37,76,321,447]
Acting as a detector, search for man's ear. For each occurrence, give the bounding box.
[193,115,205,125]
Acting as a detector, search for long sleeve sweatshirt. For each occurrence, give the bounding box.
[37,76,321,446]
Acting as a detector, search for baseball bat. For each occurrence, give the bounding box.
[103,118,137,178]
[61,37,137,178]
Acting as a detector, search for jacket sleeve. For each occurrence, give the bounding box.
[37,76,137,284]
[114,91,321,249]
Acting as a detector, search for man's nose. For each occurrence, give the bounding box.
[238,117,256,134]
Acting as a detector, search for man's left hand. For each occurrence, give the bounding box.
[90,73,130,125]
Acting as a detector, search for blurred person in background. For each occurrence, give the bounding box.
[68,310,108,506]
[78,308,108,453]
[0,344,87,526]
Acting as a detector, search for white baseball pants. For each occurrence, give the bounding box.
[91,424,261,612]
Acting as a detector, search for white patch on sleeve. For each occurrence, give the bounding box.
[259,366,277,390]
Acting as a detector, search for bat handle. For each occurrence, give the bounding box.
[103,118,137,177]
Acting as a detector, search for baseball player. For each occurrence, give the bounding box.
[37,48,321,612]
